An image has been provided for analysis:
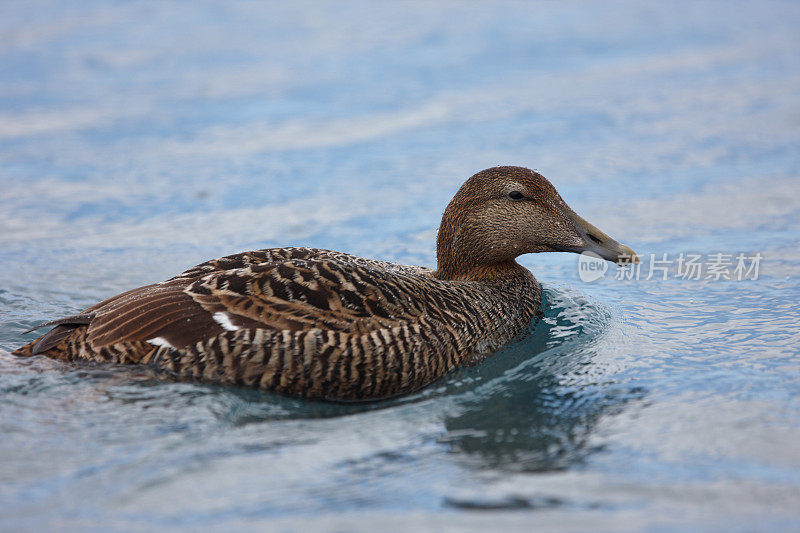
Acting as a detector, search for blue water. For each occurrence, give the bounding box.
[2,1,800,531]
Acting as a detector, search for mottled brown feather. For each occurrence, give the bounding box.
[14,247,539,399]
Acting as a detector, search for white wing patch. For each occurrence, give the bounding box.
[213,311,239,331]
[147,336,174,349]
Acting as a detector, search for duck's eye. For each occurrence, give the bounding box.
[508,191,524,200]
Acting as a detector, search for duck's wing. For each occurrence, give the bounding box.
[22,247,432,355]
[69,255,430,354]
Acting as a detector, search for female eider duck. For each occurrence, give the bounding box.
[14,166,637,400]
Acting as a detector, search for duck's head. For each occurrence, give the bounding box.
[434,166,638,281]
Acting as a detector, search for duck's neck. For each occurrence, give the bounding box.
[433,208,527,282]
[434,258,526,282]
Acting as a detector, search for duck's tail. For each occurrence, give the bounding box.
[11,342,34,357]
[12,314,95,357]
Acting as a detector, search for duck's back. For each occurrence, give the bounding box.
[14,247,541,400]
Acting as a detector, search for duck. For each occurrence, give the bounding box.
[13,166,637,400]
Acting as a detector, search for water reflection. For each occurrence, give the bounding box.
[439,287,645,474]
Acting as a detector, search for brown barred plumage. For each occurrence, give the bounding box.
[12,167,637,400]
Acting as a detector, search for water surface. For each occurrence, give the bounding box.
[1,1,799,531]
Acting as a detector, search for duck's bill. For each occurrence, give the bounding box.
[557,210,639,265]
